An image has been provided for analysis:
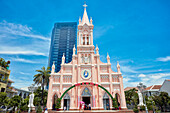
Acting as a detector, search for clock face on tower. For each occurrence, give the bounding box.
[81,69,91,79]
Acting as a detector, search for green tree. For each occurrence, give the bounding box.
[33,86,48,106]
[125,88,139,106]
[10,95,22,108]
[0,92,8,106]
[20,96,29,112]
[133,105,139,113]
[0,58,10,69]
[0,92,12,111]
[33,66,51,107]
[152,92,170,112]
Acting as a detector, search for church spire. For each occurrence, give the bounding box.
[82,2,90,25]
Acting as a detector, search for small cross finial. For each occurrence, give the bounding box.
[83,2,87,8]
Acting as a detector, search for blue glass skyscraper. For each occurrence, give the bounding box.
[48,22,77,72]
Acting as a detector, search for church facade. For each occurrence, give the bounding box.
[47,4,127,110]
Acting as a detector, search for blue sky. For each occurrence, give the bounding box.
[0,0,170,88]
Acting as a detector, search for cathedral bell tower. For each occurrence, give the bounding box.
[77,3,95,64]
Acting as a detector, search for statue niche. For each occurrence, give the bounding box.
[81,54,91,64]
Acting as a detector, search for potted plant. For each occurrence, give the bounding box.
[55,98,61,111]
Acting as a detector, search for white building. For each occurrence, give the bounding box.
[159,79,170,96]
[143,85,161,97]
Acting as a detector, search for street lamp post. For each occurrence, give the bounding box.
[137,83,148,113]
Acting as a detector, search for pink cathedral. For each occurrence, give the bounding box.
[47,4,127,110]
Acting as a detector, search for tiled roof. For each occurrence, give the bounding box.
[152,85,162,89]
[145,85,161,90]
[124,87,138,91]
[145,86,152,90]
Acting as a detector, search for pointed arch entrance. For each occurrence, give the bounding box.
[63,93,70,110]
[81,87,92,110]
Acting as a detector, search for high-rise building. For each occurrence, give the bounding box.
[48,22,77,72]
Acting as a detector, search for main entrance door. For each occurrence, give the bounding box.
[81,87,91,110]
[82,97,90,105]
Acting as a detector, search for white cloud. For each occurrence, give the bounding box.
[9,75,33,88]
[123,73,170,88]
[123,77,131,82]
[94,25,114,39]
[19,72,31,75]
[121,65,138,73]
[123,81,139,88]
[10,57,38,63]
[158,69,162,71]
[0,50,46,56]
[141,78,149,81]
[120,59,134,64]
[139,73,170,87]
[150,73,170,79]
[0,20,50,88]
[0,20,50,41]
[156,56,170,62]
[0,20,50,56]
[138,74,146,77]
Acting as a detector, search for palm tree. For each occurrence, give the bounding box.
[33,66,51,107]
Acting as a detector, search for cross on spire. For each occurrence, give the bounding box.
[83,2,87,8]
